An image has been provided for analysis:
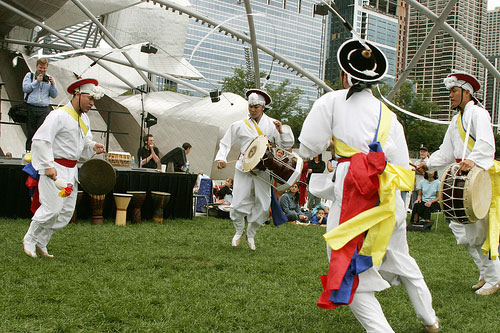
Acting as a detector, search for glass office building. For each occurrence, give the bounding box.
[181,0,325,109]
[484,8,500,128]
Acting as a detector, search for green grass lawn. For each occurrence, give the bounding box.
[1,215,499,332]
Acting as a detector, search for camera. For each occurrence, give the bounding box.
[42,74,50,82]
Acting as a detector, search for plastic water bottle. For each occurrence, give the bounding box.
[185,161,190,172]
[131,156,135,168]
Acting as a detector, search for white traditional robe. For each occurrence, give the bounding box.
[215,113,294,231]
[427,100,500,285]
[299,88,437,331]
[25,103,96,249]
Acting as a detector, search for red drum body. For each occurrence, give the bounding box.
[438,163,492,224]
[242,135,303,191]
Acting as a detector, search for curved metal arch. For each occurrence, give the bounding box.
[144,0,332,92]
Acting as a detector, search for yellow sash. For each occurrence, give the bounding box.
[457,112,475,152]
[334,102,392,157]
[61,105,88,136]
[324,102,416,266]
[244,118,263,136]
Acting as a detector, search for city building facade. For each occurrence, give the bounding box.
[484,8,500,128]
[181,0,325,109]
[407,0,487,120]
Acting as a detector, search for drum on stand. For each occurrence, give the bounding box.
[127,191,147,224]
[151,191,171,223]
[113,193,133,226]
[90,194,106,225]
[438,163,492,224]
[242,135,303,191]
[79,159,117,225]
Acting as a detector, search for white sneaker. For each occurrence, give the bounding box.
[476,281,500,296]
[22,238,37,258]
[472,277,486,290]
[231,233,243,247]
[247,238,256,251]
[36,245,54,258]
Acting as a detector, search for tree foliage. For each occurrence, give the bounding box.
[221,67,304,144]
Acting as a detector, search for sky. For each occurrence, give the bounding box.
[489,0,500,10]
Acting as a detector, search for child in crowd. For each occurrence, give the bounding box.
[310,208,327,226]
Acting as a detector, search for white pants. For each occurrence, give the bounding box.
[24,169,77,248]
[450,220,500,284]
[230,168,271,237]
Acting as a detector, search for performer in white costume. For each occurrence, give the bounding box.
[417,71,500,296]
[215,89,294,250]
[23,78,105,258]
[299,39,439,332]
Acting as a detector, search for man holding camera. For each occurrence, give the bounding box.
[22,57,58,151]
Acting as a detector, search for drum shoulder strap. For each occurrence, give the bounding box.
[457,112,476,152]
[244,118,264,136]
[61,105,88,136]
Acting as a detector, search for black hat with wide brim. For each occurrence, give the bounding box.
[337,39,388,82]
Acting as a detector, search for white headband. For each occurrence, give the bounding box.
[248,92,266,106]
[444,76,474,94]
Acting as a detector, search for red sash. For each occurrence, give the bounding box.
[29,158,78,213]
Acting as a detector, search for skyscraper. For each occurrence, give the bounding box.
[181,0,324,109]
[484,7,500,127]
[406,0,487,119]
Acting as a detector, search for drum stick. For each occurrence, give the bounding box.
[409,162,417,169]
[216,160,238,165]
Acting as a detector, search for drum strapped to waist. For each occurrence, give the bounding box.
[241,135,303,191]
[438,163,492,224]
[78,159,117,195]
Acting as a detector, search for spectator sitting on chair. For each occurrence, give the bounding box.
[214,178,233,204]
[23,57,58,152]
[161,142,192,172]
[409,171,440,230]
[310,208,327,226]
[137,134,160,169]
[280,183,309,223]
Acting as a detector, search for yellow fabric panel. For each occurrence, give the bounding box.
[483,160,500,259]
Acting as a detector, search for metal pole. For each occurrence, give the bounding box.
[389,0,457,99]
[404,0,500,84]
[71,0,157,92]
[243,0,260,88]
[0,0,138,91]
